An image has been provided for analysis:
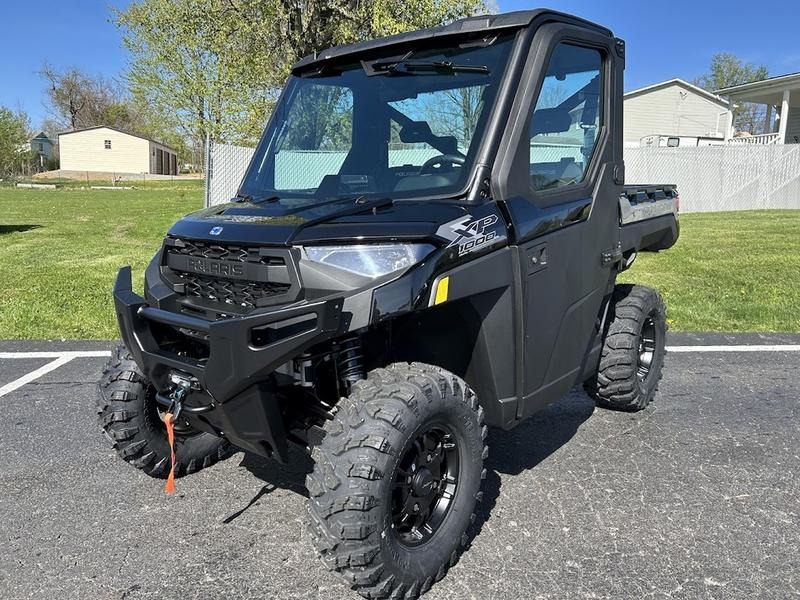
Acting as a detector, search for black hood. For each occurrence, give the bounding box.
[168,197,472,246]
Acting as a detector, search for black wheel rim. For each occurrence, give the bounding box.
[637,316,657,381]
[391,425,459,547]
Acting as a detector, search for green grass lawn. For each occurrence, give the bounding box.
[0,183,203,339]
[618,210,800,332]
[0,184,798,338]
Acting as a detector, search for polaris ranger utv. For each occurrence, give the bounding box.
[98,9,679,598]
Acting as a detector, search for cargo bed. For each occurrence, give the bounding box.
[619,184,680,253]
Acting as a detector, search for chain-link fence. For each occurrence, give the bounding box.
[205,140,255,207]
[206,140,800,213]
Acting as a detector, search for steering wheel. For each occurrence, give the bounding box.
[419,154,465,175]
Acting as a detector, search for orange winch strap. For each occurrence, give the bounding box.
[164,412,176,494]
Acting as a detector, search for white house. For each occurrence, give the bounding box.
[30,132,56,159]
[716,72,800,145]
[27,132,57,171]
[58,126,178,175]
[623,79,731,146]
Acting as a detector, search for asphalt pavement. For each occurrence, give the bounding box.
[0,337,798,599]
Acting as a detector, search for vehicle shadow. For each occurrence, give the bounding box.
[223,445,312,523]
[240,444,312,496]
[0,224,41,235]
[488,389,595,476]
[231,389,595,533]
[468,389,595,543]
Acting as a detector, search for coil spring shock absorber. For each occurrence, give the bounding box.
[337,337,365,392]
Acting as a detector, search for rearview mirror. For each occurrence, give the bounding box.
[399,121,434,143]
[531,108,572,136]
[399,121,458,155]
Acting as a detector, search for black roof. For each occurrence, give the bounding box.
[292,9,612,74]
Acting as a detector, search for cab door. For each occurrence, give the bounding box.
[491,24,625,418]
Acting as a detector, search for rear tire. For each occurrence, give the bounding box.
[584,284,667,411]
[307,363,487,599]
[96,345,231,478]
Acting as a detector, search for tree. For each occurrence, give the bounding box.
[40,63,124,130]
[694,53,769,134]
[40,118,64,141]
[115,0,277,157]
[39,64,172,136]
[114,0,492,156]
[0,107,30,178]
[39,63,188,165]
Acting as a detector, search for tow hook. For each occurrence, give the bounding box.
[155,372,213,417]
[166,372,194,421]
[166,386,185,422]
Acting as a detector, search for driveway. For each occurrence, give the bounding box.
[0,335,798,599]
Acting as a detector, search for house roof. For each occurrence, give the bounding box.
[715,72,800,106]
[31,131,53,142]
[57,125,176,152]
[624,78,729,106]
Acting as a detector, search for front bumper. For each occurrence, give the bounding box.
[113,266,344,461]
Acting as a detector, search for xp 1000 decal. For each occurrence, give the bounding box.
[436,214,506,257]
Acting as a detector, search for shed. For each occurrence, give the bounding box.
[58,126,178,175]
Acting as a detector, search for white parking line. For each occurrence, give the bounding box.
[0,350,111,398]
[0,344,799,399]
[0,356,76,398]
[667,345,800,352]
[0,351,112,359]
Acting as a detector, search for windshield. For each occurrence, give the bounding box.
[240,34,515,204]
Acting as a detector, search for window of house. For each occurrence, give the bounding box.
[528,43,603,192]
[38,143,44,152]
[666,137,680,147]
[104,140,112,150]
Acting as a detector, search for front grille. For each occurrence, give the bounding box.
[163,237,296,315]
[167,238,285,265]
[178,272,290,309]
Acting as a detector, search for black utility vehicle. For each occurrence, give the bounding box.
[99,9,679,599]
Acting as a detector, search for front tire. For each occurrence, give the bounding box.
[96,345,231,477]
[307,363,487,599]
[585,284,667,411]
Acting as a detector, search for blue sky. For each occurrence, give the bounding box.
[2,0,799,129]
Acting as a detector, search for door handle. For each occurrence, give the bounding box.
[525,243,548,275]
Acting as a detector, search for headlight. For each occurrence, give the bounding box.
[303,244,435,278]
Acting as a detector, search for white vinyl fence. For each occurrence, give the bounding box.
[625,145,800,213]
[206,141,800,213]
